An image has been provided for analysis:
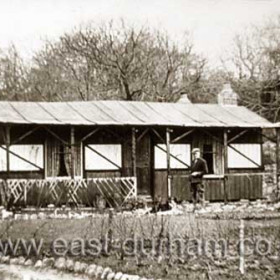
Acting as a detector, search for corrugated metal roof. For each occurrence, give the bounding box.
[0,101,271,127]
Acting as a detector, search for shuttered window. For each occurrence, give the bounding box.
[228,144,261,168]
[0,145,44,171]
[85,144,122,170]
[154,144,191,169]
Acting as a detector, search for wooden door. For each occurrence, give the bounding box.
[136,133,152,196]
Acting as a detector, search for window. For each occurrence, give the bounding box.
[57,144,69,177]
[203,144,214,174]
[85,144,122,170]
[154,144,191,169]
[0,144,44,171]
[228,144,261,168]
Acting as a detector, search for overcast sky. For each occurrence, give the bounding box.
[0,0,280,65]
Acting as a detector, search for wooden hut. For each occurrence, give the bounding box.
[0,85,273,208]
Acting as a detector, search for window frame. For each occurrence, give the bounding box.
[84,143,123,171]
[227,143,263,170]
[154,143,191,170]
[0,144,45,172]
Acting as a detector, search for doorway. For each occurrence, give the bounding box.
[203,144,214,174]
[136,133,152,197]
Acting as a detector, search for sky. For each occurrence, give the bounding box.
[0,0,280,65]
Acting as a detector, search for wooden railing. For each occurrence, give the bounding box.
[171,173,264,202]
[0,177,137,208]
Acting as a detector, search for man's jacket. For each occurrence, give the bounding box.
[190,157,208,183]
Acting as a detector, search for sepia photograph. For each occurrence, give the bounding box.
[0,0,280,279]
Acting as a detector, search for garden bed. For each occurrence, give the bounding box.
[1,208,280,279]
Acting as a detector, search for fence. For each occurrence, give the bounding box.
[0,177,137,208]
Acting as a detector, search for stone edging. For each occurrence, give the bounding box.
[0,255,159,280]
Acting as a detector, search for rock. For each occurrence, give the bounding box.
[73,261,82,273]
[195,208,208,214]
[107,272,116,280]
[10,258,20,265]
[60,214,68,219]
[86,264,97,277]
[2,256,10,264]
[10,258,19,265]
[120,274,130,280]
[47,204,55,208]
[101,267,113,279]
[24,259,33,266]
[42,257,55,267]
[2,209,13,219]
[209,203,223,213]
[222,205,236,211]
[14,214,22,220]
[129,276,140,280]
[94,265,104,277]
[18,256,26,265]
[34,260,43,268]
[114,272,123,280]
[30,214,38,220]
[80,262,88,273]
[66,259,74,271]
[130,276,140,280]
[54,257,66,270]
[23,214,29,220]
[38,212,47,219]
[74,261,88,273]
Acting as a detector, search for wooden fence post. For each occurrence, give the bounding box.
[223,129,228,203]
[239,219,245,274]
[24,184,27,206]
[4,126,10,208]
[166,128,171,199]
[6,126,10,178]
[70,127,75,179]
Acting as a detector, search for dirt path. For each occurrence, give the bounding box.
[0,264,90,280]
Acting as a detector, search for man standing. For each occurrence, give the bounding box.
[190,148,208,210]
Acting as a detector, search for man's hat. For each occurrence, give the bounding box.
[191,148,200,154]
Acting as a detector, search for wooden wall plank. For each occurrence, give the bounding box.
[154,170,168,202]
[171,175,191,201]
[226,174,263,201]
[85,171,121,180]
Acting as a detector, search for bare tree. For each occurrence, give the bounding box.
[224,16,280,122]
[27,20,206,102]
[0,45,29,101]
